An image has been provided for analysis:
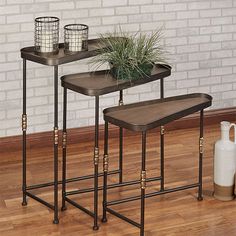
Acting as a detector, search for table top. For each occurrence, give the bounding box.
[21,39,104,66]
[104,93,212,131]
[61,64,171,96]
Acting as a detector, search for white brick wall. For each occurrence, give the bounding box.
[0,0,236,137]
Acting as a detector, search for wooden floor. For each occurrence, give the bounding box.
[1,124,236,236]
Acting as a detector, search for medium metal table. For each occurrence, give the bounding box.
[61,64,171,229]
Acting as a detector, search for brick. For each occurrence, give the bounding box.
[0,62,19,72]
[165,3,187,12]
[200,59,221,69]
[21,3,48,13]
[177,27,199,36]
[189,52,210,61]
[76,0,101,8]
[0,24,20,34]
[177,45,199,54]
[212,17,232,25]
[222,8,236,16]
[200,9,221,18]
[176,62,199,71]
[177,79,198,88]
[188,86,210,94]
[0,80,20,91]
[129,0,152,5]
[129,14,152,23]
[165,37,187,46]
[212,33,232,42]
[49,2,74,10]
[0,5,20,15]
[153,12,176,21]
[7,14,33,24]
[189,18,210,27]
[188,69,210,79]
[103,0,127,7]
[62,10,88,19]
[211,0,232,8]
[200,76,221,86]
[177,11,199,19]
[200,42,221,51]
[89,8,115,17]
[211,67,232,76]
[189,2,210,10]
[116,6,139,15]
[212,50,233,58]
[222,25,236,33]
[165,20,187,29]
[188,35,210,44]
[103,15,127,25]
[141,4,164,13]
[211,84,232,93]
[222,58,236,66]
[200,26,221,34]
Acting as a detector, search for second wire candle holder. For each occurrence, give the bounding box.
[34,16,60,55]
[64,24,88,54]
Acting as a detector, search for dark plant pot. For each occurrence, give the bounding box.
[110,63,153,80]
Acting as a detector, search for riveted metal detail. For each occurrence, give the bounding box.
[54,127,59,145]
[103,154,109,172]
[94,147,99,165]
[140,171,146,189]
[160,126,165,135]
[119,100,124,106]
[199,137,204,154]
[62,132,67,148]
[22,114,27,131]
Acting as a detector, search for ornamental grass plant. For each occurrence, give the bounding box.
[92,28,168,81]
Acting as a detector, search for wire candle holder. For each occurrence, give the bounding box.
[35,16,60,55]
[64,24,88,54]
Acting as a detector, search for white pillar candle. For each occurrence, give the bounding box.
[68,35,82,52]
[40,31,54,53]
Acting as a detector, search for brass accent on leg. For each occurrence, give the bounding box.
[22,114,27,131]
[160,126,165,135]
[94,147,99,166]
[103,154,109,172]
[54,127,59,145]
[199,137,204,154]
[119,100,124,106]
[62,132,67,148]
[140,170,146,189]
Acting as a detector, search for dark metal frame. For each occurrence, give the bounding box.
[61,89,125,230]
[22,59,60,223]
[21,41,171,228]
[102,109,204,236]
[21,40,131,227]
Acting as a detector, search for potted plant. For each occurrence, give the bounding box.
[92,29,168,81]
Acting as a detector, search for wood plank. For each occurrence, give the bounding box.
[0,124,236,235]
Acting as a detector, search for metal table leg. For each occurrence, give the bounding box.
[119,90,123,184]
[140,132,147,236]
[93,96,99,230]
[160,78,165,191]
[198,110,204,201]
[61,88,67,211]
[22,58,27,206]
[102,121,109,223]
[53,65,59,224]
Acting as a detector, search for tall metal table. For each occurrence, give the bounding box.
[20,39,112,224]
[60,64,171,229]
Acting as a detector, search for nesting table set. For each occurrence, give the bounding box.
[21,39,212,235]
